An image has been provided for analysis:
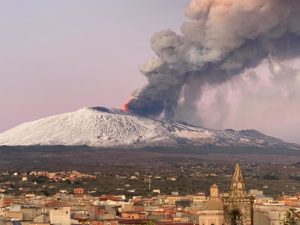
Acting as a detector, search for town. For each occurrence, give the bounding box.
[0,164,299,225]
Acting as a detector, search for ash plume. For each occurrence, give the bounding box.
[127,0,300,119]
[195,56,300,144]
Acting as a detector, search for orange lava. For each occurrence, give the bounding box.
[122,96,132,112]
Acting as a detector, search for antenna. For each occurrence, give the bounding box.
[148,177,151,191]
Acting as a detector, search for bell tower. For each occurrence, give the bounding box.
[230,164,247,197]
[210,184,219,198]
[223,164,254,225]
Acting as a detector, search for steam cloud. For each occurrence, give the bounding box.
[127,0,300,120]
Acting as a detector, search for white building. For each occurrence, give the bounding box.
[49,207,71,225]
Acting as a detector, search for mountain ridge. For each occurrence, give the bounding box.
[0,107,298,150]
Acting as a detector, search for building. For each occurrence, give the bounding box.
[73,188,85,195]
[49,207,71,225]
[198,184,224,225]
[223,164,254,225]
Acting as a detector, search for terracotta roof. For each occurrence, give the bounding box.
[118,219,149,224]
[158,222,197,225]
[44,200,70,208]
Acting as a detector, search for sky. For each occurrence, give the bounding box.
[1,0,300,144]
[0,0,190,132]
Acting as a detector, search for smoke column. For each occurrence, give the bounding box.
[127,0,300,120]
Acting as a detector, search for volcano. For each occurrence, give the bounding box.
[0,107,299,151]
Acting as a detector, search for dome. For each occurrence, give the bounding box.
[201,197,224,211]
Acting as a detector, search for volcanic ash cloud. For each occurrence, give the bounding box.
[194,57,300,143]
[126,0,300,121]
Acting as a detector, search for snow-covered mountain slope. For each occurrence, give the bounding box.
[0,107,298,149]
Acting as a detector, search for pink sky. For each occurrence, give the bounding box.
[0,0,189,132]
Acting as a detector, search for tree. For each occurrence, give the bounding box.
[281,209,298,225]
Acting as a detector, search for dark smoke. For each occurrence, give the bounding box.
[127,0,300,119]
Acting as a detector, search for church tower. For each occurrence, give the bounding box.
[223,164,254,225]
[199,184,224,225]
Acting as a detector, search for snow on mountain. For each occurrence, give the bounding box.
[0,107,298,149]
